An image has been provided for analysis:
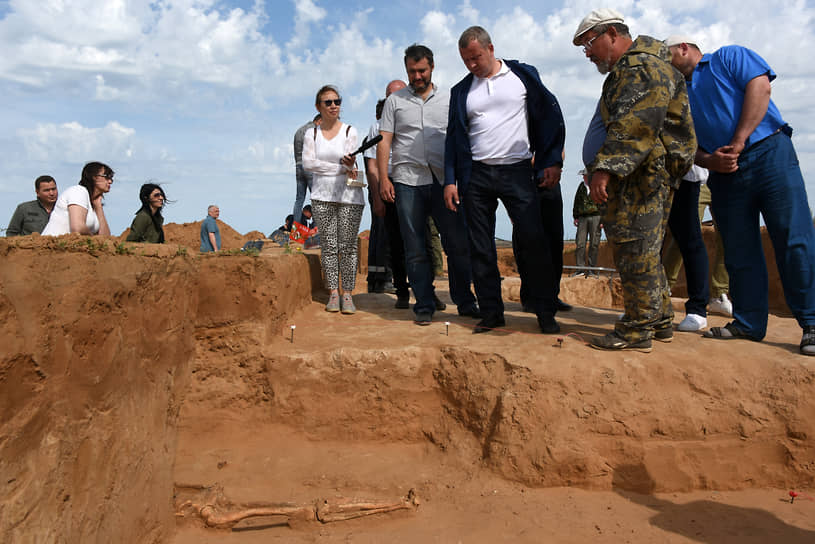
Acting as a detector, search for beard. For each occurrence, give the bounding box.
[410,78,429,92]
[591,53,613,75]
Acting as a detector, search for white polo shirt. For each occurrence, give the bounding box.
[466,59,532,164]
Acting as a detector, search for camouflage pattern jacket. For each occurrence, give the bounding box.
[589,35,696,192]
[573,183,600,218]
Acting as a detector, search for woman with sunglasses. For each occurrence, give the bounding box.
[125,183,168,243]
[302,85,365,314]
[42,161,114,236]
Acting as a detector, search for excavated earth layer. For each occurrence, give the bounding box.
[0,230,813,543]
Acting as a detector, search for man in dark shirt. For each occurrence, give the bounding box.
[6,175,58,236]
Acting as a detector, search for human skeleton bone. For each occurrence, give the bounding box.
[174,484,419,528]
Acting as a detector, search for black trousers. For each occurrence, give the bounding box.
[463,160,556,318]
[514,184,563,307]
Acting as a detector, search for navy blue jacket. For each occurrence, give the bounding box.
[444,59,565,191]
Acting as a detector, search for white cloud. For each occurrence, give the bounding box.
[295,0,326,23]
[94,75,124,101]
[286,0,327,51]
[18,121,136,163]
[0,0,283,105]
[421,11,458,47]
[457,0,479,25]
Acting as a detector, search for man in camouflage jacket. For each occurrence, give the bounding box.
[573,9,696,352]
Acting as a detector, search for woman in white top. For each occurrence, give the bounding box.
[42,162,114,236]
[302,85,365,314]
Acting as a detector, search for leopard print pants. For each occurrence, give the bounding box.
[310,200,364,291]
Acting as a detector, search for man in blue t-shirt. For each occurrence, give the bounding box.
[668,36,815,356]
[200,205,221,252]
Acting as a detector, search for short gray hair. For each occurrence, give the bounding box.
[593,22,630,38]
[458,26,491,49]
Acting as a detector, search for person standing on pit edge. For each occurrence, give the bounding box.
[667,35,815,355]
[572,9,696,352]
[377,44,479,326]
[444,25,565,335]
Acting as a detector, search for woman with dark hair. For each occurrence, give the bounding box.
[126,183,167,243]
[302,85,365,314]
[42,161,113,236]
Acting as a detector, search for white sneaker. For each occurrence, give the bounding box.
[678,313,708,332]
[708,294,733,317]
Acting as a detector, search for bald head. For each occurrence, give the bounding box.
[385,80,406,96]
[667,41,703,80]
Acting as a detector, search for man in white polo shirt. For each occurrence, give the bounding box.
[444,26,566,334]
[377,44,479,326]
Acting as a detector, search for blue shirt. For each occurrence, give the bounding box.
[582,100,606,167]
[687,45,785,153]
[200,215,220,252]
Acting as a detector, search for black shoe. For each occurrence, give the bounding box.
[458,304,482,319]
[555,298,573,312]
[590,332,652,353]
[368,282,385,294]
[654,327,674,343]
[395,294,410,309]
[434,294,447,311]
[382,281,397,294]
[414,311,432,326]
[538,313,561,334]
[801,325,815,356]
[473,315,505,334]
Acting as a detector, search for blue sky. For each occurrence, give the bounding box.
[2,0,814,240]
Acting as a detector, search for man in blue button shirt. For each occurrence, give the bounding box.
[667,35,815,356]
[200,205,221,252]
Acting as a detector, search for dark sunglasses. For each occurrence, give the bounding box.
[322,98,342,107]
[95,173,114,180]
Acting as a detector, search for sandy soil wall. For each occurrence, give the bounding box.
[0,236,313,543]
[263,345,815,494]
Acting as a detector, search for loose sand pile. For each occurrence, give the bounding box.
[118,220,264,251]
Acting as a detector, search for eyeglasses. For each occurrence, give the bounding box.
[95,173,114,180]
[582,30,607,52]
[322,98,342,107]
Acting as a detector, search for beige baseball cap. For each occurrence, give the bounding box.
[573,8,625,45]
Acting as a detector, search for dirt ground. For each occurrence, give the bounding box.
[171,283,815,544]
[1,222,814,543]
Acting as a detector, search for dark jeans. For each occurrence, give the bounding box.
[463,160,555,319]
[366,191,388,286]
[293,165,311,219]
[393,181,476,315]
[514,184,564,307]
[709,131,815,339]
[382,199,409,298]
[667,178,710,317]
